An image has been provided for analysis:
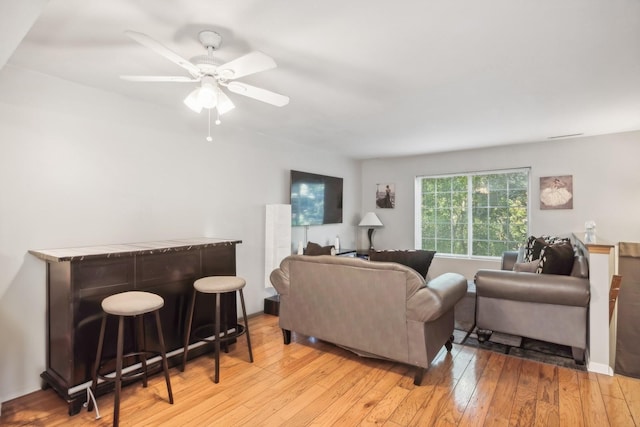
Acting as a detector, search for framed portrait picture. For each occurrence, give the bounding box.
[376,183,395,208]
[540,175,573,210]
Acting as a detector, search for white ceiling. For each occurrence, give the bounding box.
[5,0,640,159]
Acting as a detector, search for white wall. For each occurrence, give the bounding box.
[0,0,47,70]
[361,131,640,279]
[0,65,360,402]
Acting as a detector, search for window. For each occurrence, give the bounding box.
[415,168,529,257]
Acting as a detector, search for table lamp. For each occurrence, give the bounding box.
[359,212,383,250]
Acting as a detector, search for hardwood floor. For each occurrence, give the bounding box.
[2,313,639,426]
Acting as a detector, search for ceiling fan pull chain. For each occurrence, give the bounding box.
[215,109,221,126]
[206,108,213,142]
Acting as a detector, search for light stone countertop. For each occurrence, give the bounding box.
[29,237,242,262]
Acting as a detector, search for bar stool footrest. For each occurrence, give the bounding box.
[192,323,247,344]
[96,351,163,384]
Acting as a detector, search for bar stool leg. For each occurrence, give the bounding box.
[114,315,125,427]
[137,315,148,388]
[181,289,197,372]
[239,289,253,363]
[88,313,107,412]
[155,311,174,404]
[214,292,221,384]
[221,294,229,354]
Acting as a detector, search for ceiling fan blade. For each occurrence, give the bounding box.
[124,30,202,77]
[216,89,235,115]
[227,82,289,106]
[120,75,199,82]
[217,51,277,80]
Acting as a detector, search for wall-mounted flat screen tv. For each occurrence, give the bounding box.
[290,170,343,226]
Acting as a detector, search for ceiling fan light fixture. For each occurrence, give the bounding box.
[184,88,204,113]
[197,76,218,109]
[215,87,235,116]
[197,88,217,109]
[183,76,218,113]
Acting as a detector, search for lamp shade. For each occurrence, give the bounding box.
[359,212,383,227]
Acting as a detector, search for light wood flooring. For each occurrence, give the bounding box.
[2,313,640,426]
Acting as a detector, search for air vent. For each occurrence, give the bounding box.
[548,133,583,139]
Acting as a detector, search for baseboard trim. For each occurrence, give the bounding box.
[587,360,614,376]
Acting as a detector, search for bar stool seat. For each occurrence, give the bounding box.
[195,276,246,293]
[102,291,164,316]
[182,276,253,383]
[90,291,174,427]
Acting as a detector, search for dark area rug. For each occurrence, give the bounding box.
[453,328,586,371]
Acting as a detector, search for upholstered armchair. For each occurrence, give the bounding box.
[475,249,590,363]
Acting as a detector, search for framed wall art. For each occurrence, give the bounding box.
[540,175,573,210]
[376,183,395,208]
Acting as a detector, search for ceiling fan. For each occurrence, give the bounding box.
[120,30,290,119]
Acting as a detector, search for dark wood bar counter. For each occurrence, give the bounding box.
[29,237,242,415]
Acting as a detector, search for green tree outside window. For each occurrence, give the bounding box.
[416,169,529,257]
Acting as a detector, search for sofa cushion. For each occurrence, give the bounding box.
[369,249,436,279]
[304,241,334,255]
[536,241,575,275]
[513,260,539,273]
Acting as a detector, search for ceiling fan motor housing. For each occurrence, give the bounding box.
[199,30,222,49]
[191,55,220,75]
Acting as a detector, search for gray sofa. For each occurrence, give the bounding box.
[475,250,590,362]
[269,255,467,384]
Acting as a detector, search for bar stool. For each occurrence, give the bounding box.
[182,276,253,383]
[89,291,174,426]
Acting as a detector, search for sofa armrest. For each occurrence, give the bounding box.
[407,272,467,322]
[501,251,519,271]
[571,255,589,279]
[269,267,290,296]
[475,269,590,307]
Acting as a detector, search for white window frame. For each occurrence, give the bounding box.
[414,167,531,259]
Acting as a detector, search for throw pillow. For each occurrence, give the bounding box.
[536,241,575,275]
[523,235,539,262]
[530,237,549,261]
[524,235,571,262]
[546,236,571,246]
[304,241,334,256]
[368,249,436,279]
[513,260,540,273]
